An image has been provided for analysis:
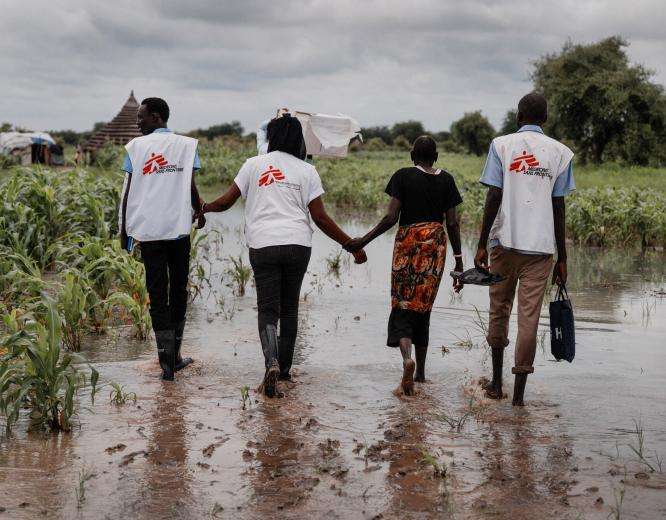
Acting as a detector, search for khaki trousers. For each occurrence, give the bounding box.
[486,247,553,374]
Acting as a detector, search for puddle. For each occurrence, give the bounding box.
[1,205,665,519]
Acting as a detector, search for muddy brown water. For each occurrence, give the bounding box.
[1,206,665,519]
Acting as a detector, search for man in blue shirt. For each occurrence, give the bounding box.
[120,97,205,380]
[474,92,574,406]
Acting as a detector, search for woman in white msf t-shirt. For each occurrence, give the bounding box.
[199,114,367,398]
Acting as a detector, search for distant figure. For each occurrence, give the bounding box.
[198,114,367,398]
[345,136,464,396]
[474,92,575,406]
[119,97,205,381]
[74,144,83,166]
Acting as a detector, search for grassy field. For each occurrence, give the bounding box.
[2,140,666,248]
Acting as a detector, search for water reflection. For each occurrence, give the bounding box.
[137,384,193,519]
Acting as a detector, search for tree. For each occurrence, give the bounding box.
[499,110,518,135]
[1,122,12,132]
[531,36,666,165]
[190,121,244,140]
[361,126,392,144]
[450,111,495,156]
[391,120,425,144]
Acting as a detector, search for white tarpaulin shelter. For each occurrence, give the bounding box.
[294,112,362,158]
[257,111,362,158]
[0,132,56,155]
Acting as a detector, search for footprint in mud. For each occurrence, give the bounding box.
[202,437,230,458]
[105,443,127,454]
[119,450,150,466]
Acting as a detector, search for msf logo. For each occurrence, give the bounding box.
[258,165,285,187]
[509,151,540,173]
[142,153,168,175]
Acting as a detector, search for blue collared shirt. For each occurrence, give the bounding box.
[480,125,575,195]
[480,125,575,255]
[122,127,201,173]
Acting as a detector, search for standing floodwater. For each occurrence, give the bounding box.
[1,206,665,519]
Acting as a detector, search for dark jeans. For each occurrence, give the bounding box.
[249,245,311,374]
[140,236,191,332]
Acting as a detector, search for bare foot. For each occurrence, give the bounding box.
[401,359,416,396]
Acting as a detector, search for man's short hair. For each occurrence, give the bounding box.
[411,135,438,164]
[518,92,547,124]
[141,97,170,123]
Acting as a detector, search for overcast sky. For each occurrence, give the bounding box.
[1,0,664,134]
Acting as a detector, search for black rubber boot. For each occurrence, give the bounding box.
[259,324,280,397]
[278,334,295,380]
[174,320,193,372]
[155,330,176,381]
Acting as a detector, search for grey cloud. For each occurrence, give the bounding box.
[0,0,664,133]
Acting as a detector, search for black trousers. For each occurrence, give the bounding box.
[249,245,311,374]
[140,236,191,332]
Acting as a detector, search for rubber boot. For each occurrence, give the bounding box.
[259,324,280,397]
[155,330,176,381]
[512,374,528,406]
[483,348,505,399]
[174,320,193,372]
[278,335,295,381]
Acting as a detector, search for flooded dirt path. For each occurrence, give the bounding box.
[1,206,665,519]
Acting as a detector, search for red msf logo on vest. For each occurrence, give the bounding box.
[258,165,286,187]
[142,153,168,175]
[509,151,540,173]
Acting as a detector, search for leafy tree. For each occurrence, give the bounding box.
[499,109,519,135]
[532,36,666,165]
[450,111,495,156]
[361,126,392,144]
[48,130,82,146]
[391,120,425,144]
[190,121,244,140]
[1,122,12,132]
[393,135,411,150]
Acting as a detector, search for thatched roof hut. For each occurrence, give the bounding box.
[84,91,142,151]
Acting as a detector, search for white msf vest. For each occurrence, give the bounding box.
[489,131,574,254]
[122,132,197,241]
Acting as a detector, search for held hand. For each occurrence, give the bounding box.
[344,237,365,253]
[474,247,488,269]
[553,259,567,285]
[352,249,368,264]
[453,259,464,293]
[194,214,206,230]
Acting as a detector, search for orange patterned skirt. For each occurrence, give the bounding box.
[391,222,447,313]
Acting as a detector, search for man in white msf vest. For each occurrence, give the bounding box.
[475,92,574,406]
[119,97,205,381]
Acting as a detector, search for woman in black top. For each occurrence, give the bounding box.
[345,136,464,395]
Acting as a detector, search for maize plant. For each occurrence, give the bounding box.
[0,301,99,434]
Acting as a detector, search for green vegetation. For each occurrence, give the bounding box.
[0,168,145,433]
[225,254,252,296]
[108,382,137,406]
[0,301,99,433]
[533,36,666,166]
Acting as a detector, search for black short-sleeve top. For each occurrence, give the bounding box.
[385,167,463,226]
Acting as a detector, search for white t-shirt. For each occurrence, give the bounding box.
[234,151,325,249]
